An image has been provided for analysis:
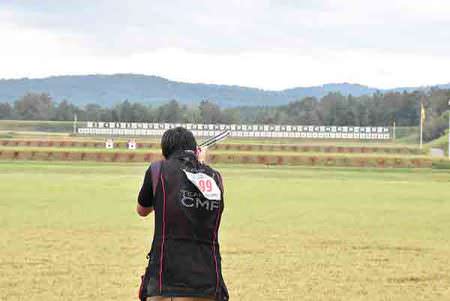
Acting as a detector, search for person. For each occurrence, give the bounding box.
[137,127,229,301]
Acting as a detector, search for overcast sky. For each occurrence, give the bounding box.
[1,0,449,89]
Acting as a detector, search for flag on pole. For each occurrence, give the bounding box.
[419,102,426,149]
[420,103,426,126]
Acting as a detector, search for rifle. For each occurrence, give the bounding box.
[198,130,231,149]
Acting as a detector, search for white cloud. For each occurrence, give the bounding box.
[0,1,449,89]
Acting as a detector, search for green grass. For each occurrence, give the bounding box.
[394,126,420,144]
[427,129,449,156]
[1,162,450,300]
[0,120,77,132]
[0,146,429,159]
[0,130,72,138]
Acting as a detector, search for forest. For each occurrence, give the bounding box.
[0,89,448,142]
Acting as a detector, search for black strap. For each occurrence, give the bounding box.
[216,172,224,192]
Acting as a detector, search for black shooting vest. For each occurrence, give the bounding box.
[141,151,229,301]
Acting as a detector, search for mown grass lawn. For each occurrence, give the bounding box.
[1,162,449,300]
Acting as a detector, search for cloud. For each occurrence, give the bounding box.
[4,0,450,53]
[0,0,449,89]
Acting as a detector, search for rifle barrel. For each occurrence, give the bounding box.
[199,130,230,148]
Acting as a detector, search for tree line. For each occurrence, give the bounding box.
[0,89,448,141]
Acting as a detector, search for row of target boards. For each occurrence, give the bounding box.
[78,128,391,140]
[85,122,389,134]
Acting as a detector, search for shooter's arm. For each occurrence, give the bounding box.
[197,146,207,163]
[136,203,153,217]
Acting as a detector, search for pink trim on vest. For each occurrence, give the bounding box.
[212,197,221,294]
[159,174,167,293]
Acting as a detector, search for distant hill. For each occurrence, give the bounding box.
[0,74,448,107]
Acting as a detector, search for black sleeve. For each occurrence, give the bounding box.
[138,166,154,208]
[216,171,224,193]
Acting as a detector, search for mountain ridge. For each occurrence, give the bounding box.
[0,74,448,107]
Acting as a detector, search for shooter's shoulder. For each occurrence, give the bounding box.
[145,160,164,176]
[201,163,222,178]
[149,160,164,169]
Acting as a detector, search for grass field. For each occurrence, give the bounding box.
[429,129,449,156]
[0,146,429,158]
[1,162,450,301]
